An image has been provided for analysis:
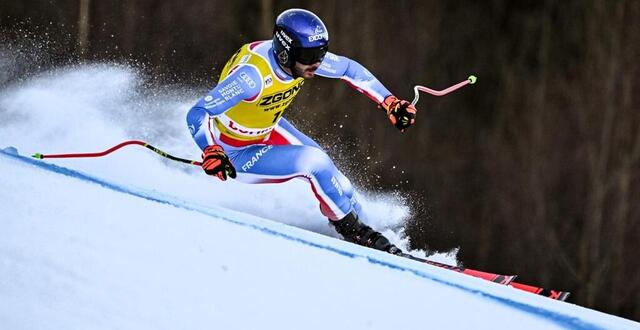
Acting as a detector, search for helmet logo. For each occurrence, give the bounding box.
[275,31,291,50]
[308,25,327,42]
[308,34,324,42]
[278,50,289,64]
[279,30,293,43]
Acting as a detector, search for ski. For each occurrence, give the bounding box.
[401,253,517,285]
[401,254,570,301]
[509,282,571,301]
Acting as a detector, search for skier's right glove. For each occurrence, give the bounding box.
[201,144,237,181]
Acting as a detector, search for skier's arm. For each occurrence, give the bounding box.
[315,52,392,104]
[315,52,418,132]
[186,65,261,180]
[194,65,262,116]
[187,65,262,150]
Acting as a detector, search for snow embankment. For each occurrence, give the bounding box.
[1,148,639,330]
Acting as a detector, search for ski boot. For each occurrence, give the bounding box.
[330,212,403,255]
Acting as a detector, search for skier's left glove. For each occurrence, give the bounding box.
[201,144,237,181]
[380,95,418,132]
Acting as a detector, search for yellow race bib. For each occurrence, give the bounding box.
[214,41,304,145]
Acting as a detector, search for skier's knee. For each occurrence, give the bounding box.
[299,147,334,176]
[335,172,354,198]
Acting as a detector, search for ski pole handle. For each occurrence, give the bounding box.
[411,75,477,105]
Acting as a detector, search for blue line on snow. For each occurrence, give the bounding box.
[0,148,603,330]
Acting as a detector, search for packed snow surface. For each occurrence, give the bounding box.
[1,64,639,329]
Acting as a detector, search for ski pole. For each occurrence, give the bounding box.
[411,75,477,105]
[31,140,202,166]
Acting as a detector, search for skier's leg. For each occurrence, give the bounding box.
[228,144,353,220]
[266,117,323,148]
[186,110,358,217]
[259,118,395,253]
[267,117,362,215]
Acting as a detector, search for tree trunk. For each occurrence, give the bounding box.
[260,0,273,39]
[77,0,91,57]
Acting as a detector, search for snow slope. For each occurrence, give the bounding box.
[2,147,639,330]
[1,63,639,329]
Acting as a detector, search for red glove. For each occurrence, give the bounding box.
[380,95,418,132]
[201,145,236,181]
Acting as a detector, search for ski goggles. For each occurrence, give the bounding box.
[295,45,328,65]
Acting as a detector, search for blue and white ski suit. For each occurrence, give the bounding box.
[186,40,392,220]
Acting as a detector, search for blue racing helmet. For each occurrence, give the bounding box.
[272,9,329,70]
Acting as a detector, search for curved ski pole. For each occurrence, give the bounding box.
[31,140,202,166]
[411,75,477,105]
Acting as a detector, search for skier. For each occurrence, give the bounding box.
[186,8,417,255]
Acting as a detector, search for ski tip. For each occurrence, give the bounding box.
[468,75,478,84]
[558,292,571,302]
[486,274,518,285]
[1,146,19,156]
[31,152,43,159]
[502,275,518,285]
[549,291,571,302]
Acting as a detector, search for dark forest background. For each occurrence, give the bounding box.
[1,0,639,321]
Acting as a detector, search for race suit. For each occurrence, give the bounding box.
[186,40,392,220]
